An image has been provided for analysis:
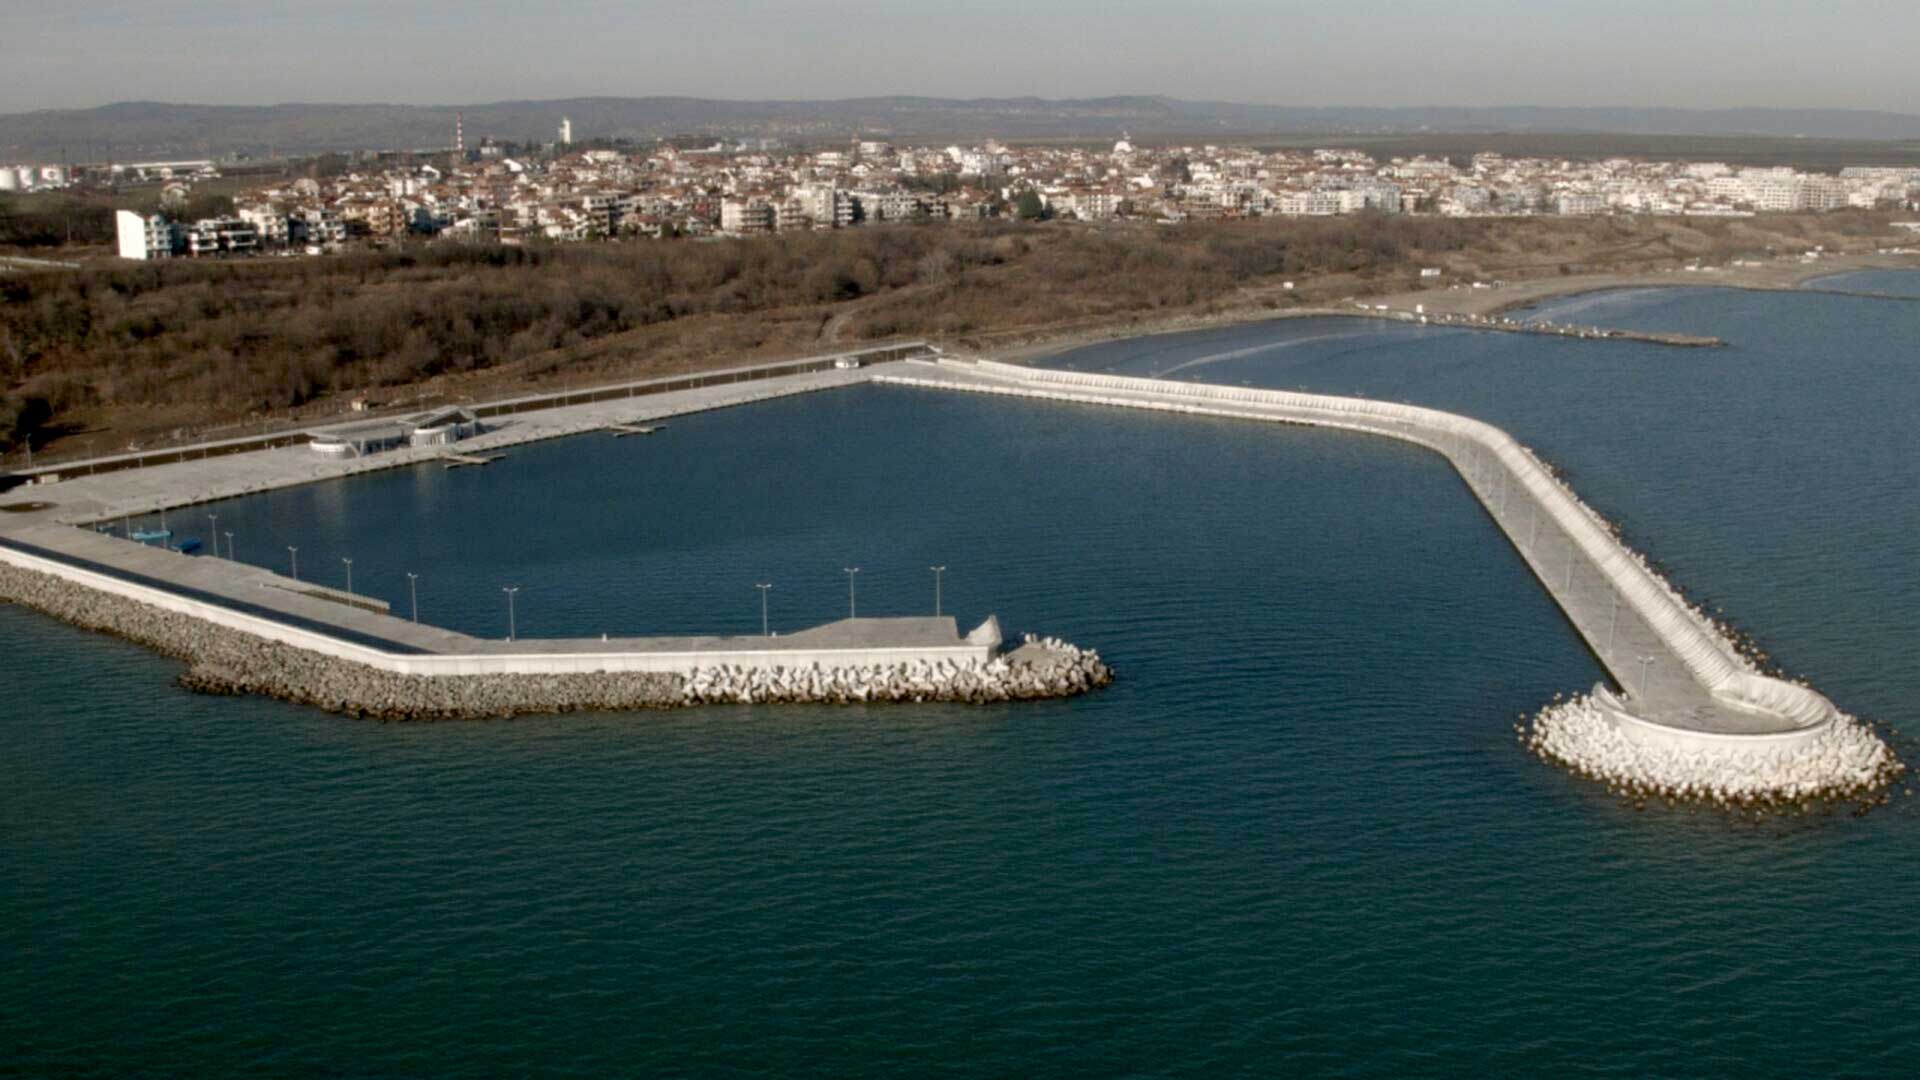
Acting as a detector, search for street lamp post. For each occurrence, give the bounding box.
[288,546,298,581]
[930,565,946,616]
[1637,654,1657,700]
[756,582,773,636]
[342,557,353,597]
[208,513,219,552]
[224,531,234,561]
[503,587,520,641]
[1606,593,1620,653]
[842,567,860,618]
[407,572,419,622]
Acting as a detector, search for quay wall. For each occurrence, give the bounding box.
[879,360,1838,747]
[13,341,933,489]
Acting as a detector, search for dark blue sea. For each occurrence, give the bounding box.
[6,277,1920,1077]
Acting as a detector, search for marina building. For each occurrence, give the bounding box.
[307,408,481,458]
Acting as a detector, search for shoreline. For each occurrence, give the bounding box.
[9,251,1915,473]
[967,249,1920,366]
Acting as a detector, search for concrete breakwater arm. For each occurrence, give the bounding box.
[872,358,1900,805]
[0,346,1113,720]
[0,542,1111,719]
[936,359,1819,724]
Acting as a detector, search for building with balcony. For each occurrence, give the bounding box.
[114,211,178,260]
[184,217,261,256]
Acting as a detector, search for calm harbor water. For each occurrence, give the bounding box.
[5,276,1920,1077]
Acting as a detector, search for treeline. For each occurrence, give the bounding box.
[0,194,117,248]
[3,229,994,448]
[0,211,1893,453]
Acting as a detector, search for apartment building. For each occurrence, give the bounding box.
[114,210,177,260]
[720,198,775,234]
[184,217,261,256]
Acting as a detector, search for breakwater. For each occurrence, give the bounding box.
[872,358,1900,806]
[0,346,1115,720]
[1344,306,1724,347]
[0,558,1110,719]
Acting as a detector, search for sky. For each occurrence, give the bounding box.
[4,0,1917,113]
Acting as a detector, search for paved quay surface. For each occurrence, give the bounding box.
[2,520,976,660]
[7,365,875,529]
[873,359,1814,737]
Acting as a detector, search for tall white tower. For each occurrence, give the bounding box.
[559,117,573,145]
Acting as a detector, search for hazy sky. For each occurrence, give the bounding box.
[6,0,1916,112]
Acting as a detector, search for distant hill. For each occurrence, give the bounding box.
[6,96,1920,161]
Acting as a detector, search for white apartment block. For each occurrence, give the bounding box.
[1278,190,1342,216]
[290,208,347,249]
[720,199,775,234]
[114,210,177,260]
[237,206,290,246]
[1555,191,1609,215]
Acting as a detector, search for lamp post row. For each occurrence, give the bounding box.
[761,564,950,635]
[241,548,949,643]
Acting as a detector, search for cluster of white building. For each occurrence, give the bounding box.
[100,136,1920,259]
[1127,147,1920,220]
[1,159,225,194]
[114,205,348,260]
[0,163,73,192]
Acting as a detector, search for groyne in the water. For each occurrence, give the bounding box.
[872,358,1900,805]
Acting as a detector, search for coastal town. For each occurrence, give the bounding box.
[5,120,1917,259]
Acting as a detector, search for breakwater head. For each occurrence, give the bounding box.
[872,358,1900,809]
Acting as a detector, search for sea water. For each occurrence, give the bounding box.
[5,278,1919,1077]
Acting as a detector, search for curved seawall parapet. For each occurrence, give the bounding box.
[876,358,1900,806]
